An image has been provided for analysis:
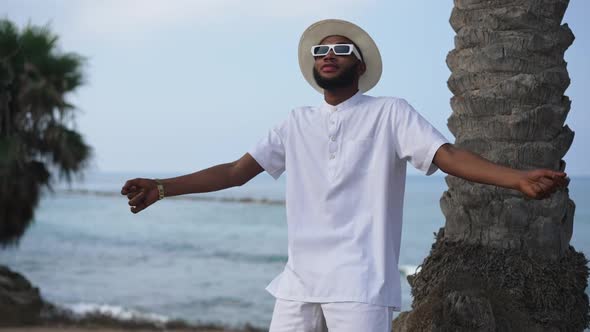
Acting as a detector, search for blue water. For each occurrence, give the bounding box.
[0,172,588,329]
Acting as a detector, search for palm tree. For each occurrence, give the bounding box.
[0,19,91,325]
[0,19,91,246]
[394,1,589,331]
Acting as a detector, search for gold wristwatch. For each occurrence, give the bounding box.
[154,179,165,200]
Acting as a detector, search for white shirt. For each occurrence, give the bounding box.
[248,91,449,309]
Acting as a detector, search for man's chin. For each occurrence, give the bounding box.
[316,73,345,83]
[313,67,356,90]
[315,72,337,82]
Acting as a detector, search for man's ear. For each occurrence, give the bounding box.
[357,61,367,76]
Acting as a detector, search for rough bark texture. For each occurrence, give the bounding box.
[444,0,575,258]
[393,0,589,331]
[393,230,588,331]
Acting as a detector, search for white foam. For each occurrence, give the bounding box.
[399,265,421,277]
[63,302,170,324]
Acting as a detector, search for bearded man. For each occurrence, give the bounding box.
[121,19,568,332]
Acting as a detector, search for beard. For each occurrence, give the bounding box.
[313,62,358,90]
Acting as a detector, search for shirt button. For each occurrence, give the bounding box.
[330,136,336,141]
[330,120,335,124]
[329,154,335,160]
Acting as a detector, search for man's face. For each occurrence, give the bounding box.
[312,35,366,90]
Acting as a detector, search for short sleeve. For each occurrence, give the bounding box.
[392,99,450,176]
[247,116,288,180]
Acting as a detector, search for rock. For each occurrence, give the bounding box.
[0,265,43,326]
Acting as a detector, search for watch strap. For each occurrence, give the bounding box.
[155,179,165,200]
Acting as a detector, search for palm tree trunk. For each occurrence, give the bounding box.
[393,0,589,331]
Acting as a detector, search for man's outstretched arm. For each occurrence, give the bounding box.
[432,143,568,200]
[120,153,264,214]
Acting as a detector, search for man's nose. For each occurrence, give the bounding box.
[323,49,336,60]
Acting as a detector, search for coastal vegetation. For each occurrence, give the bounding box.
[0,19,91,325]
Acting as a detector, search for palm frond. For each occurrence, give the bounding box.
[0,19,91,245]
[42,123,92,181]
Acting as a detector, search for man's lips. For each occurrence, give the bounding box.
[321,64,339,73]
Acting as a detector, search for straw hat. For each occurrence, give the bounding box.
[298,19,382,94]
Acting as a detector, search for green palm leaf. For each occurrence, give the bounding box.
[0,19,91,246]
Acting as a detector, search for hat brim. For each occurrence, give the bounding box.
[298,19,382,94]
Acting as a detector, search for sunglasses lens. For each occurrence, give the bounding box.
[313,45,330,56]
[333,45,351,54]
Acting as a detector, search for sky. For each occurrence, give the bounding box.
[3,1,590,176]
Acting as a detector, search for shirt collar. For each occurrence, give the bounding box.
[320,90,364,113]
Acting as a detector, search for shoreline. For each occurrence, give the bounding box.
[0,315,266,332]
[0,302,266,332]
[0,328,239,332]
[0,328,260,332]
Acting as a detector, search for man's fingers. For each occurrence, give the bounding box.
[523,169,570,200]
[128,191,145,207]
[130,202,147,214]
[533,169,565,181]
[535,182,553,199]
[540,173,569,190]
[122,178,159,214]
[547,170,566,178]
[125,186,139,197]
[122,179,141,195]
[535,180,550,193]
[538,176,554,187]
[127,189,141,200]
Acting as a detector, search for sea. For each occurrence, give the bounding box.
[0,172,588,330]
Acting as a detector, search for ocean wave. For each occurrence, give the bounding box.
[180,296,255,309]
[43,301,266,331]
[210,250,288,264]
[59,302,170,324]
[399,265,421,277]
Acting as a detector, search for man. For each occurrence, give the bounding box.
[121,19,568,332]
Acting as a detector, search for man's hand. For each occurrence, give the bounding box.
[516,169,569,200]
[121,178,160,214]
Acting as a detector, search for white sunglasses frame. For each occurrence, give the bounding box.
[310,44,362,61]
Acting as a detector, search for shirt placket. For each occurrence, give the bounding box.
[327,106,340,179]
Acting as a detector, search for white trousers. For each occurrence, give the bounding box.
[268,298,395,332]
